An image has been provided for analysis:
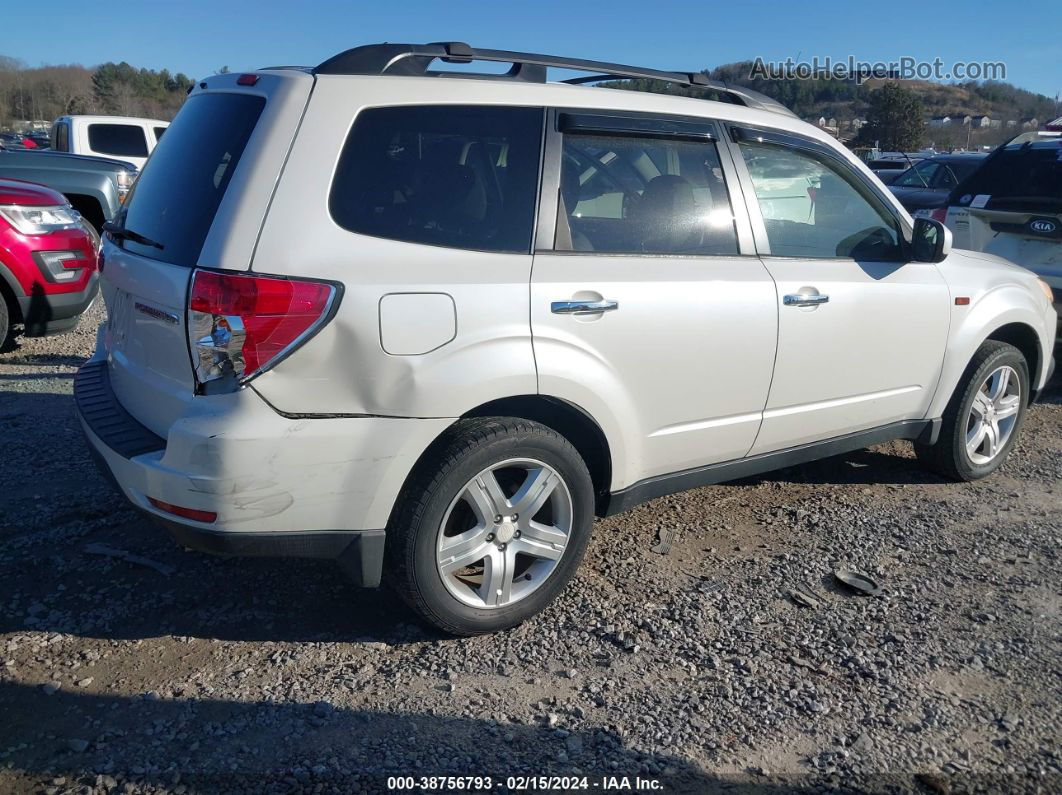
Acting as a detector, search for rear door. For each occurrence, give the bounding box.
[101,72,312,436]
[531,112,778,486]
[728,127,950,453]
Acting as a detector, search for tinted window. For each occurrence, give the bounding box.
[740,140,903,261]
[330,106,543,253]
[87,123,148,157]
[894,160,939,187]
[556,132,738,255]
[153,126,167,142]
[933,159,981,189]
[118,93,265,265]
[956,141,1062,213]
[55,122,69,152]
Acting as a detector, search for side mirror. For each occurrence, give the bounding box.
[911,217,952,263]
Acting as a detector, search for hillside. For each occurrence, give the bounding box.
[609,61,1060,147]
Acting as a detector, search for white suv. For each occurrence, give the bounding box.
[76,43,1057,635]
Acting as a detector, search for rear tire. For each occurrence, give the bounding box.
[916,340,1029,481]
[387,417,594,636]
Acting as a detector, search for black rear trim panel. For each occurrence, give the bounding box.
[74,360,166,459]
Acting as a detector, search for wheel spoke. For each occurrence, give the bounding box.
[995,395,1020,420]
[480,548,514,606]
[986,421,1002,457]
[438,527,492,574]
[463,471,508,524]
[972,391,992,418]
[509,467,558,519]
[966,422,988,456]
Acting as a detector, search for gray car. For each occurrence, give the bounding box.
[887,153,988,214]
[0,149,136,231]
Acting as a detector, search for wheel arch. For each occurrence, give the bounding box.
[928,291,1051,419]
[984,322,1042,390]
[462,395,614,516]
[0,261,24,325]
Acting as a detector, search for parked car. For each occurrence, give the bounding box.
[50,115,169,170]
[943,131,1062,333]
[888,153,988,214]
[76,43,1056,635]
[0,178,100,349]
[867,157,923,185]
[0,148,136,231]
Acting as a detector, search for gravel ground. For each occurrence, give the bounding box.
[1,303,1060,794]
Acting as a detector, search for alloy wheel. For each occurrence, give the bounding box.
[965,365,1021,466]
[435,458,573,609]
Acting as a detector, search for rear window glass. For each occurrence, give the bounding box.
[956,141,1062,212]
[88,124,148,157]
[118,93,265,265]
[329,105,544,253]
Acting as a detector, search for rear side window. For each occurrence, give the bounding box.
[330,105,544,253]
[119,93,265,265]
[153,126,167,142]
[55,122,69,152]
[88,124,149,157]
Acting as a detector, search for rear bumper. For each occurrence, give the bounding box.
[74,357,450,586]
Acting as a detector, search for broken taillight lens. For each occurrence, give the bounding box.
[188,269,336,391]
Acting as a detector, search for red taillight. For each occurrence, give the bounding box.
[148,497,218,523]
[236,73,259,86]
[929,207,948,223]
[188,269,335,390]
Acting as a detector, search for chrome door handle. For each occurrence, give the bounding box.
[551,299,619,315]
[783,294,829,307]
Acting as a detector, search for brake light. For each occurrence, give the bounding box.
[188,269,336,391]
[929,207,948,223]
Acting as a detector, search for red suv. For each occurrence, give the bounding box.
[0,178,100,349]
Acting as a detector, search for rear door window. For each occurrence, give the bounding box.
[556,130,738,255]
[329,105,544,253]
[55,122,69,152]
[153,126,167,143]
[118,93,266,264]
[87,123,149,157]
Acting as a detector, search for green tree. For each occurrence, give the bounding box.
[858,82,926,150]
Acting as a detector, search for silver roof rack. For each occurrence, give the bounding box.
[312,42,796,118]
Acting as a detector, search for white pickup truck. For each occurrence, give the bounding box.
[50,115,169,170]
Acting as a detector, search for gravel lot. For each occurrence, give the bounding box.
[1,302,1059,794]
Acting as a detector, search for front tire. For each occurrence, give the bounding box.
[0,296,12,353]
[916,340,1030,481]
[388,417,594,635]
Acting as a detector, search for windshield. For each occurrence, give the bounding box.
[118,93,265,264]
[955,140,1062,213]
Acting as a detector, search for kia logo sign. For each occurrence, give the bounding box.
[1030,219,1058,234]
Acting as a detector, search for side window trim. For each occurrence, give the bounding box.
[536,108,757,257]
[721,123,912,259]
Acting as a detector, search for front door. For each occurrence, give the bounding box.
[730,129,950,454]
[531,114,778,489]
